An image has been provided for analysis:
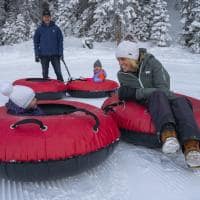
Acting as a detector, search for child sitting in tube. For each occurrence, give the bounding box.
[80,59,107,82]
[0,82,43,115]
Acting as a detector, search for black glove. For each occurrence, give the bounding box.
[35,56,40,62]
[118,86,137,101]
[59,55,64,60]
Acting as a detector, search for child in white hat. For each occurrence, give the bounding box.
[0,82,43,115]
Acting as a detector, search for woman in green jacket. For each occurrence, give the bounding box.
[115,40,200,168]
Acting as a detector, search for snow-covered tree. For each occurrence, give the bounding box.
[189,1,200,53]
[150,0,171,46]
[2,14,27,44]
[88,0,140,42]
[0,0,6,26]
[180,0,192,46]
[56,0,84,36]
[88,0,115,41]
[134,0,151,41]
[180,0,200,53]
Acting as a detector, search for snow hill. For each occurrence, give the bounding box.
[0,37,200,200]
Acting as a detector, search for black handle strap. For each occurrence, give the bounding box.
[103,101,124,114]
[64,108,100,132]
[10,118,47,131]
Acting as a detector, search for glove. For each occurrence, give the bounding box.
[35,56,40,62]
[59,55,64,60]
[118,86,136,101]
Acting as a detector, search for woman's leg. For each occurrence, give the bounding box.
[147,91,180,153]
[170,96,200,145]
[170,96,200,167]
[147,91,176,135]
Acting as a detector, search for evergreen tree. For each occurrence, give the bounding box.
[88,0,115,41]
[180,0,192,46]
[189,0,200,53]
[0,0,6,26]
[133,0,151,41]
[56,0,82,36]
[88,0,139,42]
[150,0,171,46]
[2,14,27,44]
[181,0,200,53]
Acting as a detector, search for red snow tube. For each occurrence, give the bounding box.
[13,78,66,100]
[102,94,200,148]
[0,100,120,181]
[65,79,119,98]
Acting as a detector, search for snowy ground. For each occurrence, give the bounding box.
[0,37,200,200]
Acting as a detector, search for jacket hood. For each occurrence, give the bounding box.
[140,53,155,66]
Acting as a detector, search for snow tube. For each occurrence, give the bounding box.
[0,100,120,181]
[13,78,66,100]
[65,79,119,98]
[102,94,200,148]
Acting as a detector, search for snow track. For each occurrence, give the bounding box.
[1,37,200,199]
[0,143,199,200]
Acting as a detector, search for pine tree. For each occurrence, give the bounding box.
[56,0,82,36]
[150,0,171,46]
[180,0,192,46]
[181,0,200,53]
[0,0,6,26]
[133,0,151,41]
[88,0,115,42]
[88,0,140,43]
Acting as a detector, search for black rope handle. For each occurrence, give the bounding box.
[64,108,100,132]
[103,101,125,114]
[10,118,48,131]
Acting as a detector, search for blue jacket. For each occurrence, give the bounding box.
[34,21,63,57]
[6,100,44,116]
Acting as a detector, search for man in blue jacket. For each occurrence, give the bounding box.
[33,10,64,82]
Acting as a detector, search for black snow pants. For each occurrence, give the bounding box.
[146,91,200,146]
[40,56,64,82]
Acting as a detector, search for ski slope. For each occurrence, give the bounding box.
[0,37,200,200]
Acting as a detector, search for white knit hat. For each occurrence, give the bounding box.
[115,41,139,60]
[0,82,35,109]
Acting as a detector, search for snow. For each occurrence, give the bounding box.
[0,36,200,200]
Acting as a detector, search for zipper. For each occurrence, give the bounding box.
[138,61,144,88]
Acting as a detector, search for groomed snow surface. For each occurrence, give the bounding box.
[0,37,200,200]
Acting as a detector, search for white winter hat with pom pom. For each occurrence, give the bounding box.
[115,40,139,60]
[0,82,35,109]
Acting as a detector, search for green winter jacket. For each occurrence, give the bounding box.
[117,53,176,101]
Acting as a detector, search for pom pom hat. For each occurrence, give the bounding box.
[0,82,35,109]
[93,59,102,68]
[115,41,139,60]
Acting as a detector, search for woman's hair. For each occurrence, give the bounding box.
[127,58,139,71]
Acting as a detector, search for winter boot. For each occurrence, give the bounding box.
[184,140,200,168]
[161,130,180,154]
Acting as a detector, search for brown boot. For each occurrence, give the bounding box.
[161,130,180,154]
[161,130,177,143]
[184,140,200,167]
